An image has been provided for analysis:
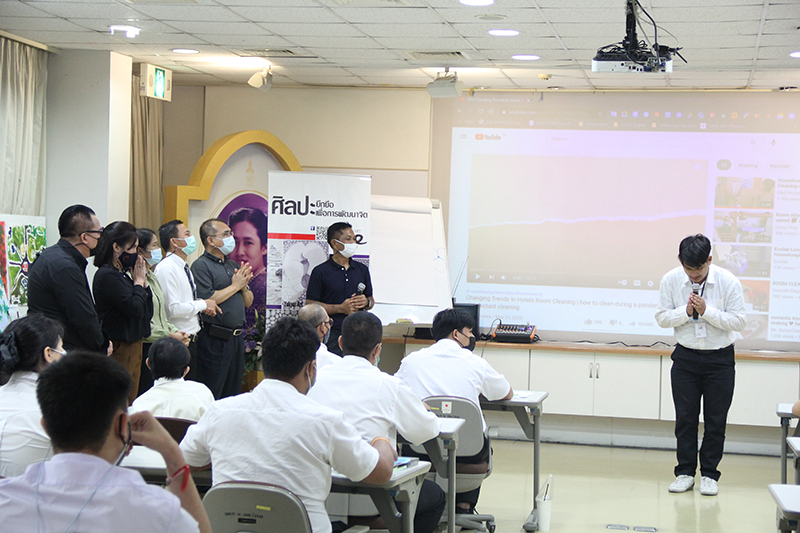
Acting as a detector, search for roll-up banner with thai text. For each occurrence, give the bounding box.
[266,171,371,318]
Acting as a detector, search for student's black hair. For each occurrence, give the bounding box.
[678,234,712,269]
[199,218,226,249]
[326,222,352,248]
[261,317,319,380]
[0,314,63,385]
[136,227,157,251]
[37,351,130,453]
[93,221,138,268]
[58,204,96,238]
[147,337,190,380]
[431,308,476,342]
[229,207,267,246]
[158,219,183,253]
[341,312,383,358]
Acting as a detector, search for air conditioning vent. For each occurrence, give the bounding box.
[406,51,471,61]
[238,49,318,59]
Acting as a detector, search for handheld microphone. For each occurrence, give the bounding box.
[691,283,700,320]
[355,283,367,311]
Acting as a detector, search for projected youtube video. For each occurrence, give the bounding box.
[438,92,800,349]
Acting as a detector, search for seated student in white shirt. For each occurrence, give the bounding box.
[297,303,341,369]
[131,337,215,422]
[309,311,445,533]
[395,308,513,515]
[0,351,211,533]
[180,316,396,533]
[0,315,66,478]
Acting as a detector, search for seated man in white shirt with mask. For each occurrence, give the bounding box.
[0,351,210,533]
[309,311,445,533]
[180,316,396,533]
[395,308,513,515]
[297,303,341,369]
[131,337,215,422]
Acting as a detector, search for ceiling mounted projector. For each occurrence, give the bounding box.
[247,68,273,90]
[427,68,464,98]
[592,0,685,73]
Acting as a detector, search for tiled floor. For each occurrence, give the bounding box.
[476,440,779,533]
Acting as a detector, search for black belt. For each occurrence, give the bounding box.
[203,323,243,340]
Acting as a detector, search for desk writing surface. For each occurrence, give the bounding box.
[787,437,800,455]
[331,461,431,490]
[769,484,800,520]
[778,403,797,418]
[437,418,465,439]
[481,390,548,407]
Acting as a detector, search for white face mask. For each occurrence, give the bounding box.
[335,239,357,258]
[218,235,236,255]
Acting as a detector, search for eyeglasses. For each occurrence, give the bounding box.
[319,319,334,327]
[83,228,104,237]
[50,347,67,357]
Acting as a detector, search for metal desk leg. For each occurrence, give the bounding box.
[444,436,457,533]
[782,416,790,484]
[523,405,540,532]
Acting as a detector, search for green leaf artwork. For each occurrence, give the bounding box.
[7,225,46,306]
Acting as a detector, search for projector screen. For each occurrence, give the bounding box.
[433,91,800,351]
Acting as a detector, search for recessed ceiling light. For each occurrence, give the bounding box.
[476,14,506,21]
[460,0,494,6]
[488,29,519,37]
[790,51,800,58]
[109,25,140,38]
[172,48,199,54]
[512,54,540,61]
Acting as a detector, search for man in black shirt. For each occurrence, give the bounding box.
[191,218,253,399]
[305,222,374,355]
[27,205,110,354]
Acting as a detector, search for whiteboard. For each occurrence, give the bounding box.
[370,195,451,326]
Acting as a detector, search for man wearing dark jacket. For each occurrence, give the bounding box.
[28,205,109,354]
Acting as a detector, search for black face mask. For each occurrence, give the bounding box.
[119,251,138,271]
[466,336,476,352]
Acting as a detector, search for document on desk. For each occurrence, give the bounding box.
[513,392,532,400]
[393,457,419,470]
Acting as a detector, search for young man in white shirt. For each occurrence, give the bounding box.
[155,220,221,379]
[309,311,445,533]
[395,308,513,514]
[0,351,210,533]
[297,303,342,369]
[180,317,395,533]
[656,234,746,496]
[131,337,215,422]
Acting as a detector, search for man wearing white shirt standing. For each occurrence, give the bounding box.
[155,220,220,379]
[131,337,214,422]
[656,234,746,496]
[297,303,341,369]
[309,311,445,533]
[180,317,395,533]
[395,308,512,515]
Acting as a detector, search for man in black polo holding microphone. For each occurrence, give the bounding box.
[656,234,746,496]
[306,222,374,356]
[192,218,253,399]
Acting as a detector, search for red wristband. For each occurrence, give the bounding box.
[166,464,191,492]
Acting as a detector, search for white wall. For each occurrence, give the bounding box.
[45,50,132,243]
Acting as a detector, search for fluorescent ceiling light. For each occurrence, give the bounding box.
[488,29,519,37]
[172,48,199,54]
[512,54,540,61]
[460,0,494,5]
[109,25,140,38]
[790,51,800,58]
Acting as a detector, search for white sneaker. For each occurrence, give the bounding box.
[700,476,718,496]
[669,475,695,493]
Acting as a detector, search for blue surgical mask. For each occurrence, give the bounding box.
[178,235,197,256]
[218,235,236,256]
[146,248,163,266]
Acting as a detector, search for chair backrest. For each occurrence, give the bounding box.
[203,481,313,533]
[156,417,195,443]
[423,396,486,458]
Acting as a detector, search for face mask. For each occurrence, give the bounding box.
[306,364,316,392]
[119,251,138,271]
[322,329,331,345]
[457,331,476,352]
[218,235,236,255]
[145,248,163,266]
[335,239,357,258]
[177,235,197,256]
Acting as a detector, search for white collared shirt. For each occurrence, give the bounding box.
[309,355,440,448]
[396,339,511,431]
[180,379,379,533]
[131,378,215,422]
[154,253,206,335]
[0,372,52,477]
[655,263,746,350]
[316,342,341,369]
[0,453,198,532]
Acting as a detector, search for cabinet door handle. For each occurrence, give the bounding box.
[589,363,593,378]
[595,362,600,379]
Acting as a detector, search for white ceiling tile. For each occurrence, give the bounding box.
[308,48,404,59]
[282,75,369,85]
[353,23,459,38]
[1,1,59,17]
[645,5,766,23]
[371,36,466,49]
[218,0,321,6]
[284,35,384,48]
[449,22,549,38]
[165,21,267,35]
[345,67,431,78]
[431,7,543,24]
[463,36,562,51]
[69,19,179,34]
[538,8,624,24]
[130,33,207,45]
[1,16,86,31]
[225,6,342,23]
[331,6,443,24]
[122,5,246,22]
[8,29,113,43]
[257,23,362,37]
[24,1,147,19]
[191,34,296,47]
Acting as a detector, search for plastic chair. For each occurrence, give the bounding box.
[203,481,369,533]
[155,417,195,443]
[415,396,496,533]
